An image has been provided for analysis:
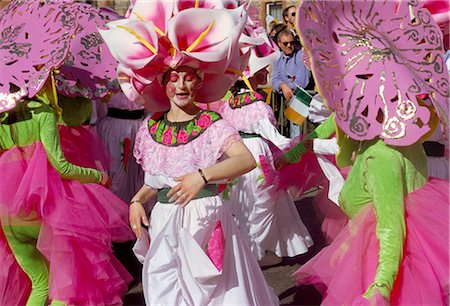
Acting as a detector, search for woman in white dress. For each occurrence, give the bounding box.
[100,1,279,305]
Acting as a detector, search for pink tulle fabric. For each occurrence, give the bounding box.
[206,221,225,272]
[295,179,449,305]
[0,227,31,306]
[218,99,278,133]
[134,117,241,176]
[0,143,133,305]
[260,148,348,243]
[58,125,112,171]
[311,180,348,244]
[260,148,324,197]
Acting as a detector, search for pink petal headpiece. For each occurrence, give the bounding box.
[54,4,121,100]
[297,0,449,146]
[100,0,252,112]
[243,25,280,78]
[0,0,78,101]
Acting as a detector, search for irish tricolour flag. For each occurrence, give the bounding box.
[284,87,312,126]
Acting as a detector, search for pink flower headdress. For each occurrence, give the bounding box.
[54,4,122,100]
[297,0,449,146]
[242,23,280,79]
[100,0,255,112]
[0,0,79,112]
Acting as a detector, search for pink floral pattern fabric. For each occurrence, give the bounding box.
[147,110,222,146]
[206,221,225,272]
[134,114,241,177]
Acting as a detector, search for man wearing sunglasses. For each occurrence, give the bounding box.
[272,28,311,138]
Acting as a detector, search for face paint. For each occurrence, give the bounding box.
[164,67,200,107]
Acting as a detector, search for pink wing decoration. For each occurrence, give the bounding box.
[54,3,122,100]
[0,1,78,98]
[297,0,449,146]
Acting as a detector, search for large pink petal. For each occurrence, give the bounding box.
[167,7,247,73]
[100,19,159,70]
[246,32,280,77]
[116,65,147,105]
[174,0,238,14]
[129,0,174,34]
[117,65,169,112]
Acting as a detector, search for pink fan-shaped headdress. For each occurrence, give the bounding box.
[54,4,122,100]
[100,0,254,112]
[0,0,78,106]
[297,0,449,146]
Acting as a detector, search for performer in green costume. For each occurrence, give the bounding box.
[275,1,449,304]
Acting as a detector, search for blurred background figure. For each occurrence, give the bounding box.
[96,92,145,203]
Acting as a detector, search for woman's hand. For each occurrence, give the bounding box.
[167,172,206,207]
[129,201,149,239]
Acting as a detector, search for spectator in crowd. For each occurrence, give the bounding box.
[272,29,310,138]
[282,5,301,50]
[270,23,287,44]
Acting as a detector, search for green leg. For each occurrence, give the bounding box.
[2,221,49,306]
[50,299,66,306]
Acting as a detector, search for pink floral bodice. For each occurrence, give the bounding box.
[134,113,241,178]
[220,101,277,134]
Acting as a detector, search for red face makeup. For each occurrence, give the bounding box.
[165,67,200,108]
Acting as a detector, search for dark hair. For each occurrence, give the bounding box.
[283,5,296,19]
[271,23,287,42]
[277,28,294,44]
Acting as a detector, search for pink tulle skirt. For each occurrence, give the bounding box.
[295,179,449,305]
[0,226,31,306]
[260,149,325,197]
[260,148,348,243]
[0,143,133,305]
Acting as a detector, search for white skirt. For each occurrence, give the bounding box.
[226,136,313,260]
[134,196,278,306]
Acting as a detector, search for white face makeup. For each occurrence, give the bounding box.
[164,67,201,108]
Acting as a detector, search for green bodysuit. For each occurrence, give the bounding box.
[283,116,428,298]
[0,100,100,183]
[339,139,427,297]
[0,100,100,306]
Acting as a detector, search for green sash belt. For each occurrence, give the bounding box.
[157,184,219,203]
[239,131,260,138]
